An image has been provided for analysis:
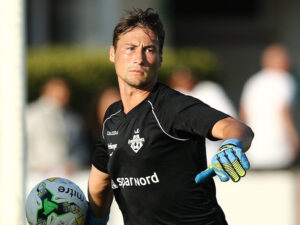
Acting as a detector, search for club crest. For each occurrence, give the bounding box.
[128,128,145,153]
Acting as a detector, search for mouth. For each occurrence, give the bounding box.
[129,69,144,74]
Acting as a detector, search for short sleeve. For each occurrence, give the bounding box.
[169,95,229,140]
[92,134,109,174]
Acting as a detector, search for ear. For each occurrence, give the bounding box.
[109,45,115,63]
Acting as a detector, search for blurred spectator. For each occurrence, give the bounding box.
[97,87,121,126]
[26,77,89,177]
[169,67,237,163]
[168,67,196,95]
[240,43,299,169]
[85,86,120,163]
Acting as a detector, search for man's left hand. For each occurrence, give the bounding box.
[195,138,250,183]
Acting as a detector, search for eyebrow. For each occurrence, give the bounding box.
[124,43,157,49]
[124,43,138,47]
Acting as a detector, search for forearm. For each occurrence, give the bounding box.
[212,117,254,152]
[88,165,113,218]
[222,119,254,151]
[88,186,113,217]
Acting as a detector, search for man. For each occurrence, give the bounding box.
[240,43,299,169]
[86,8,254,225]
[26,78,89,176]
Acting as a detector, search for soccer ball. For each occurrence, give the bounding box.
[25,177,88,225]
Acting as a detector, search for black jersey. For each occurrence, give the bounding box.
[93,83,229,225]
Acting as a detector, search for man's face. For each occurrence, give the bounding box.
[110,27,162,89]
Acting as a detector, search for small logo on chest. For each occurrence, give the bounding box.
[128,128,145,153]
[107,130,118,136]
[108,143,117,156]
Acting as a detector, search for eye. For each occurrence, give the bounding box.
[145,48,155,53]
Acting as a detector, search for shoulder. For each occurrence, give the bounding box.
[277,71,296,87]
[26,98,50,120]
[242,71,264,95]
[194,81,222,91]
[245,71,263,85]
[263,69,296,90]
[104,100,122,119]
[27,97,44,112]
[151,83,205,109]
[148,83,209,119]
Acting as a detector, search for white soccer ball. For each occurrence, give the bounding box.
[25,177,88,225]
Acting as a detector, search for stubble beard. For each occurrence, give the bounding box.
[121,73,157,90]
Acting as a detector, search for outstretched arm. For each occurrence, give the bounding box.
[211,117,254,151]
[195,117,254,183]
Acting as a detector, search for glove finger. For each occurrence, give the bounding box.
[216,151,240,182]
[212,154,229,182]
[195,165,215,183]
[233,147,250,170]
[225,149,246,178]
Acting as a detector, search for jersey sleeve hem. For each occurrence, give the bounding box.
[206,114,230,141]
[91,160,109,174]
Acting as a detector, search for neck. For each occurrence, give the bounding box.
[119,81,156,114]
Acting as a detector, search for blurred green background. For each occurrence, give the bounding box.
[27,46,221,115]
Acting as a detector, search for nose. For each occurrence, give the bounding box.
[133,49,144,65]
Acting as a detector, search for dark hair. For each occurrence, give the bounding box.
[112,8,165,54]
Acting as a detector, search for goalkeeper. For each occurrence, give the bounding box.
[85,8,254,225]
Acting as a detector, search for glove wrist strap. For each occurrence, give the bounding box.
[220,138,243,149]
